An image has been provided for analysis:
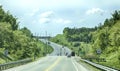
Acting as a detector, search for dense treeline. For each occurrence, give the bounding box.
[92,10,120,50]
[0,6,18,30]
[62,11,120,44]
[90,10,120,69]
[63,27,96,42]
[0,6,50,62]
[63,10,120,51]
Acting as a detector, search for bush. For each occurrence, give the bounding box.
[73,42,80,47]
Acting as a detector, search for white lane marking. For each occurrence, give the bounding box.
[71,58,79,71]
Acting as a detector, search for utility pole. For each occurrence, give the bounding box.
[46,31,48,55]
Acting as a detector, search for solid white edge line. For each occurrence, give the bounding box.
[71,58,79,71]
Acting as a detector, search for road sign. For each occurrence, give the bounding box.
[96,49,101,54]
[4,49,8,56]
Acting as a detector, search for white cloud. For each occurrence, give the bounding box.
[39,18,50,24]
[38,11,54,24]
[40,11,54,18]
[54,18,72,24]
[25,8,39,16]
[55,18,64,23]
[78,19,85,23]
[38,11,71,24]
[64,20,72,24]
[86,8,105,15]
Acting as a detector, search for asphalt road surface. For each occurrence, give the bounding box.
[4,39,90,71]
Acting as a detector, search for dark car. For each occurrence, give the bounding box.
[48,41,50,44]
[67,54,71,57]
[71,51,75,56]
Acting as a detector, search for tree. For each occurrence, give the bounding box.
[98,23,102,29]
[0,22,13,49]
[63,27,72,41]
[0,5,51,61]
[99,28,109,50]
[0,6,18,30]
[114,30,120,47]
[112,10,120,21]
[104,19,109,27]
[63,27,96,42]
[20,27,32,37]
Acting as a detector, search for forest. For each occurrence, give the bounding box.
[0,6,53,63]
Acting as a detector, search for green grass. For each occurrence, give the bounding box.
[98,47,120,70]
[0,58,6,64]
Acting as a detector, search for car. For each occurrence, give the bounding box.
[71,51,75,56]
[65,52,68,56]
[67,54,71,57]
[48,41,50,44]
[57,53,59,56]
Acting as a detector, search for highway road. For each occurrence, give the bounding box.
[4,39,90,71]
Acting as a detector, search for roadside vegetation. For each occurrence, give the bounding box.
[0,6,53,64]
[50,10,120,69]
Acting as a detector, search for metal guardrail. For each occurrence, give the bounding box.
[0,58,32,71]
[81,59,119,71]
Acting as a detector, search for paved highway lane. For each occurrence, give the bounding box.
[40,39,71,56]
[48,56,89,71]
[4,40,89,71]
[4,56,89,71]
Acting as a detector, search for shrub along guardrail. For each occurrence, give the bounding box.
[81,59,119,71]
[0,58,32,71]
[75,57,119,71]
[83,57,106,62]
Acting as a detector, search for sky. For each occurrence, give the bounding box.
[0,0,120,36]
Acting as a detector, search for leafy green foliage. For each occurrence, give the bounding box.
[0,22,13,49]
[112,10,120,21]
[20,27,33,37]
[90,11,120,69]
[0,6,53,63]
[73,42,80,47]
[50,34,69,46]
[0,6,18,30]
[63,27,96,42]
